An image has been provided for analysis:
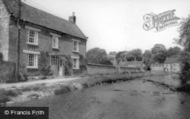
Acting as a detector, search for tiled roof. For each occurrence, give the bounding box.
[164,57,180,64]
[3,0,87,39]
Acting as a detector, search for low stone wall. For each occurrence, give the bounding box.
[87,63,141,75]
[0,61,16,83]
[119,66,141,73]
[87,63,116,75]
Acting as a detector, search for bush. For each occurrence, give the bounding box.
[0,89,22,97]
[179,51,190,85]
[64,55,73,76]
[0,52,3,62]
[54,86,71,95]
[0,95,10,105]
[39,51,52,77]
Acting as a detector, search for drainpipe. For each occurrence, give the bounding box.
[16,0,21,82]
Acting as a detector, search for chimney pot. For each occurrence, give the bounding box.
[69,12,76,24]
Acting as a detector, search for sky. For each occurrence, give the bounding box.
[22,0,190,53]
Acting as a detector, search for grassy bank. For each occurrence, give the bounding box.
[0,72,148,105]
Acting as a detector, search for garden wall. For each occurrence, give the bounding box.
[0,61,16,83]
[87,63,141,75]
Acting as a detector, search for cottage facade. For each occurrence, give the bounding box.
[0,0,87,76]
[164,57,181,73]
[151,63,164,71]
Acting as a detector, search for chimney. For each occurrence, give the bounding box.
[69,12,76,24]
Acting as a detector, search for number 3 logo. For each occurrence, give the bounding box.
[143,14,155,31]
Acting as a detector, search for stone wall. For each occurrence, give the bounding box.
[87,63,116,75]
[87,63,141,75]
[0,61,16,83]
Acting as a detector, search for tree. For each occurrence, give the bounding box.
[151,44,167,63]
[143,50,152,66]
[166,46,181,57]
[129,49,143,61]
[86,48,112,65]
[177,15,190,85]
[153,50,167,63]
[151,44,166,55]
[109,52,117,56]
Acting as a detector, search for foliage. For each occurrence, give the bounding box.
[143,50,152,66]
[115,51,126,65]
[39,51,51,77]
[64,55,73,76]
[109,51,117,56]
[177,16,190,51]
[79,54,87,71]
[86,48,113,65]
[151,44,166,55]
[152,50,167,63]
[54,85,71,95]
[166,46,181,57]
[179,51,190,85]
[127,49,143,61]
[177,15,190,85]
[73,54,87,75]
[151,44,167,63]
[0,52,3,62]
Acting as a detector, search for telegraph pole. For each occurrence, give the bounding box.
[16,0,21,82]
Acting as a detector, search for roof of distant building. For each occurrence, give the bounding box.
[164,56,180,64]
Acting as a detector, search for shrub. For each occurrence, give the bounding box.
[0,52,3,62]
[179,51,190,85]
[39,51,52,77]
[64,55,73,76]
[0,95,10,105]
[3,90,22,97]
[54,86,71,95]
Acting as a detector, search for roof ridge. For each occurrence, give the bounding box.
[4,0,87,39]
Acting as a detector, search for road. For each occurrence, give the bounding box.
[11,75,190,119]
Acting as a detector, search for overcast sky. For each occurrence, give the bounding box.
[23,0,190,53]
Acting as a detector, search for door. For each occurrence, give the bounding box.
[58,59,64,76]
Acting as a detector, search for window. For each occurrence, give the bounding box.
[27,29,38,45]
[52,36,59,49]
[27,54,38,69]
[73,40,79,52]
[23,50,40,69]
[72,57,79,69]
[51,56,59,65]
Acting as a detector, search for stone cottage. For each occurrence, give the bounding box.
[0,0,87,76]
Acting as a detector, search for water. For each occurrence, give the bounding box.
[11,75,190,119]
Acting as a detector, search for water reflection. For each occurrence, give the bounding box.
[92,77,190,119]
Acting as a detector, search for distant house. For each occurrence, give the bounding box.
[0,0,87,76]
[164,56,181,73]
[151,63,164,71]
